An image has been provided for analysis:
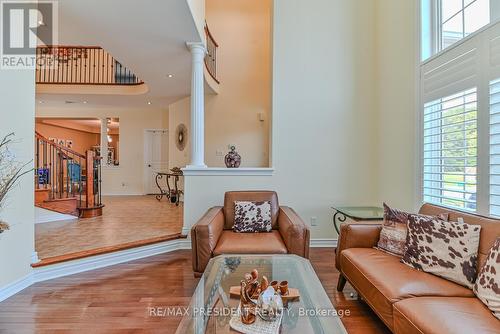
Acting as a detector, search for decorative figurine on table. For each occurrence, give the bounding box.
[225,145,241,168]
[239,269,283,324]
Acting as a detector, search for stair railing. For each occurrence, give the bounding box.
[35,46,143,85]
[204,23,219,83]
[35,131,102,212]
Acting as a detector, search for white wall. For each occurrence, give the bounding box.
[375,0,419,211]
[186,0,206,44]
[169,98,191,169]
[183,0,379,239]
[36,106,168,195]
[0,70,35,289]
[170,0,272,168]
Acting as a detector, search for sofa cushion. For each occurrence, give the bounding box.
[213,231,287,256]
[402,214,481,288]
[340,248,474,329]
[233,201,272,233]
[376,203,411,256]
[474,237,500,320]
[419,203,500,270]
[377,203,449,257]
[393,297,500,334]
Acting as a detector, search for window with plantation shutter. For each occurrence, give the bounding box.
[423,89,478,211]
[490,79,500,216]
[420,19,500,216]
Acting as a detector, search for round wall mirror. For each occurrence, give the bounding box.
[175,123,187,151]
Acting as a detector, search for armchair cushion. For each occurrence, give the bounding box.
[213,230,287,255]
[223,191,279,229]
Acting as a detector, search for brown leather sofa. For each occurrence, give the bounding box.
[336,203,500,334]
[191,191,310,277]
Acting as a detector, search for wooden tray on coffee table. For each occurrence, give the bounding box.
[229,286,300,301]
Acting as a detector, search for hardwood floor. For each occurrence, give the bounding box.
[35,196,183,261]
[0,248,389,334]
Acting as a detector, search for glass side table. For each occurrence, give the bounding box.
[331,206,384,235]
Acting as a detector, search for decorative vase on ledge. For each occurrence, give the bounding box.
[225,146,241,168]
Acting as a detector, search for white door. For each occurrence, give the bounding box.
[144,129,169,194]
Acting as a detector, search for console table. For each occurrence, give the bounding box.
[155,172,183,206]
[331,206,383,235]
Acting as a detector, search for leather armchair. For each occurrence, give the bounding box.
[191,191,310,277]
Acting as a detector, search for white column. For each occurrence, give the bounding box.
[186,42,207,168]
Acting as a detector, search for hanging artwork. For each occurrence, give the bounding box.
[175,123,187,151]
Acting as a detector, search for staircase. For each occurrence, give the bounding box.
[35,132,104,218]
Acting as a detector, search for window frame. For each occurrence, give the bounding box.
[418,10,500,217]
[425,0,491,59]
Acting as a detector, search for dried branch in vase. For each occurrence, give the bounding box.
[0,133,32,234]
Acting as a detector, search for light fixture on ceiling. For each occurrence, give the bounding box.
[168,74,173,78]
[38,100,44,104]
[82,101,88,104]
[147,101,152,105]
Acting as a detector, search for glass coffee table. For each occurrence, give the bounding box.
[176,254,347,334]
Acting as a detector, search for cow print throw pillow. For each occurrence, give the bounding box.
[402,214,481,288]
[376,203,449,257]
[233,201,272,233]
[474,237,500,320]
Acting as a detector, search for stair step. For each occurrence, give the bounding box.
[35,189,50,205]
[37,197,79,216]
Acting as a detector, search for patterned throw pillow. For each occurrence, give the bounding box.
[376,203,410,256]
[376,203,449,257]
[233,201,272,233]
[474,238,500,320]
[402,214,481,288]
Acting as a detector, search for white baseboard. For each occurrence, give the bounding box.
[310,238,337,248]
[33,238,191,283]
[0,274,33,303]
[0,238,191,303]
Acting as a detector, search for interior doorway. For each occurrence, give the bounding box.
[144,129,169,194]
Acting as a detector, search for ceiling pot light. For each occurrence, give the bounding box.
[168,74,173,78]
[83,101,88,104]
[147,101,152,105]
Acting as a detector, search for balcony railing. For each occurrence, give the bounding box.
[204,24,219,83]
[35,46,143,85]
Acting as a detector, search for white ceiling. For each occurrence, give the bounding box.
[36,0,202,109]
